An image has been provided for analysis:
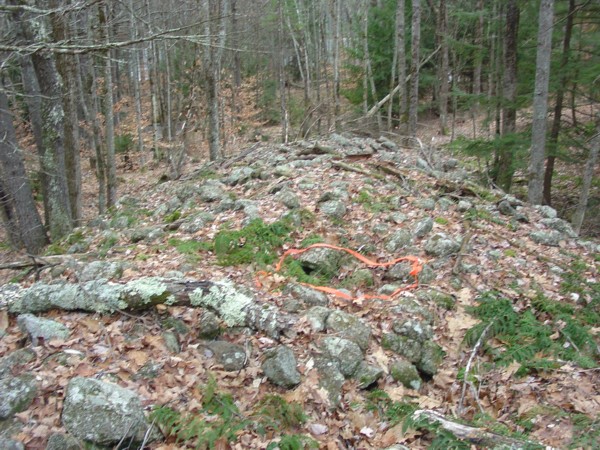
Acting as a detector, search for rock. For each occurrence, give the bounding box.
[331,133,353,147]
[416,290,455,310]
[442,158,459,171]
[413,217,433,238]
[204,341,246,371]
[424,233,461,257]
[319,337,363,377]
[415,158,432,172]
[276,189,300,209]
[345,268,374,288]
[0,375,38,419]
[377,136,398,151]
[179,212,214,233]
[45,433,82,450]
[262,346,301,388]
[129,227,164,243]
[381,333,422,363]
[286,284,329,307]
[297,247,345,279]
[353,362,384,389]
[199,182,226,202]
[530,230,563,246]
[0,437,24,450]
[162,331,180,354]
[17,314,70,345]
[305,306,331,332]
[417,341,443,376]
[392,319,433,343]
[537,205,557,219]
[415,198,436,210]
[325,310,371,351]
[457,200,473,212]
[390,360,422,390]
[343,144,374,157]
[79,261,124,282]
[315,358,345,406]
[0,349,36,379]
[385,262,414,283]
[274,164,293,178]
[418,264,436,284]
[62,377,158,446]
[198,310,221,339]
[385,229,413,253]
[387,212,408,224]
[541,218,577,238]
[319,200,347,219]
[225,167,255,186]
[498,200,516,216]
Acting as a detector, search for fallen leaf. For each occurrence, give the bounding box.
[309,423,328,435]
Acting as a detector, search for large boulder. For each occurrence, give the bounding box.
[62,377,158,446]
[17,314,70,345]
[0,375,38,420]
[262,346,301,388]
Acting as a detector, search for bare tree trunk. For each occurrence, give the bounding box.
[278,0,289,143]
[543,0,575,205]
[332,0,341,129]
[527,0,555,205]
[571,119,600,235]
[438,0,449,135]
[0,80,48,254]
[471,0,484,138]
[408,0,421,137]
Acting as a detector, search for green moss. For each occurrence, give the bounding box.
[434,217,449,225]
[164,210,181,223]
[168,238,212,254]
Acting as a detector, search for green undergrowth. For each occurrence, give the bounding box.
[464,289,599,376]
[213,218,293,266]
[356,189,394,213]
[169,238,213,263]
[151,376,314,449]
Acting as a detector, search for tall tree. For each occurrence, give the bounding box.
[408,0,421,137]
[572,118,600,235]
[528,0,555,205]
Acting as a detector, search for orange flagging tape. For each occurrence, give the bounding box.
[257,243,422,303]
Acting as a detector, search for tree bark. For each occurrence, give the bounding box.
[408,0,421,137]
[527,0,555,205]
[0,80,48,254]
[437,0,449,135]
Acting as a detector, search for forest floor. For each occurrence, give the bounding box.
[0,86,599,449]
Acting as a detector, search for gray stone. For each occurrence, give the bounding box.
[437,197,455,211]
[305,306,331,332]
[179,213,210,233]
[274,165,293,178]
[392,319,433,343]
[325,310,371,351]
[0,375,37,419]
[314,357,345,406]
[79,261,124,282]
[298,178,318,190]
[498,200,516,216]
[225,167,255,186]
[537,205,557,219]
[385,229,413,253]
[198,310,221,339]
[424,233,461,257]
[199,182,226,202]
[62,377,157,446]
[235,199,261,221]
[319,337,363,377]
[387,212,408,224]
[457,200,473,212]
[390,360,422,390]
[286,284,329,307]
[385,262,414,282]
[353,362,384,389]
[377,136,398,151]
[319,200,347,219]
[419,264,436,284]
[45,433,82,450]
[381,333,423,363]
[0,437,24,450]
[276,189,300,209]
[0,349,36,379]
[415,158,432,172]
[417,341,443,376]
[17,314,70,345]
[416,290,455,310]
[343,144,374,157]
[129,227,164,243]
[541,218,577,238]
[297,247,345,278]
[162,331,180,353]
[530,230,563,246]
[262,346,301,388]
[415,198,436,210]
[442,158,459,171]
[205,341,246,371]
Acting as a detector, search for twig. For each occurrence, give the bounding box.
[458,320,494,416]
[452,223,473,275]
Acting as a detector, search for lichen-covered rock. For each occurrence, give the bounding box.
[319,337,363,377]
[457,200,473,212]
[17,314,70,345]
[319,200,347,219]
[62,377,158,446]
[225,167,256,186]
[162,331,180,354]
[413,217,434,238]
[353,362,384,389]
[391,319,433,343]
[418,264,436,284]
[385,262,415,283]
[414,198,436,210]
[325,310,371,351]
[78,261,125,282]
[205,341,246,371]
[381,333,423,363]
[276,189,300,209]
[417,341,443,376]
[0,349,36,379]
[390,360,422,390]
[198,310,221,339]
[416,290,455,310]
[0,437,24,450]
[0,375,38,419]
[199,182,226,202]
[385,229,413,253]
[286,283,329,307]
[498,200,517,216]
[297,247,345,279]
[530,230,563,246]
[536,205,557,219]
[129,227,165,243]
[190,280,254,327]
[262,346,301,388]
[315,358,345,407]
[541,218,577,238]
[45,433,81,450]
[345,268,374,289]
[305,306,331,332]
[424,233,461,257]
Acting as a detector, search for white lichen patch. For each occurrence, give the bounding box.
[190,280,253,327]
[125,277,168,303]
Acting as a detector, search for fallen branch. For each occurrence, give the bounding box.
[412,410,537,449]
[0,254,94,271]
[331,160,374,176]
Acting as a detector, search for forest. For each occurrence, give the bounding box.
[1,2,600,449]
[0,0,599,252]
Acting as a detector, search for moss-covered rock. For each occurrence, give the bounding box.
[390,360,422,390]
